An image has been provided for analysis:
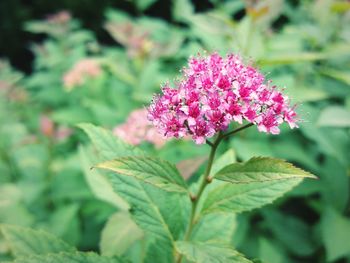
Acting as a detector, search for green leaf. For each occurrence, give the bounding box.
[79,145,129,210]
[78,123,144,161]
[317,106,350,127]
[173,0,194,23]
[320,158,349,211]
[201,179,303,214]
[96,156,188,193]
[259,52,326,65]
[48,204,80,246]
[100,212,143,257]
[258,238,285,263]
[108,174,189,241]
[175,241,252,263]
[0,224,75,257]
[322,207,350,262]
[214,157,316,183]
[211,149,236,176]
[191,213,237,243]
[81,123,190,262]
[262,210,316,256]
[0,185,34,227]
[11,251,125,263]
[320,68,350,86]
[135,0,157,11]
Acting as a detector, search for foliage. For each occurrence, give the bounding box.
[0,0,350,262]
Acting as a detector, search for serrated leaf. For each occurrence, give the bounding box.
[78,123,144,161]
[80,123,190,262]
[96,156,188,193]
[175,241,252,263]
[108,175,189,242]
[11,251,125,263]
[201,179,303,214]
[1,224,75,257]
[214,157,316,183]
[108,175,189,263]
[100,212,143,257]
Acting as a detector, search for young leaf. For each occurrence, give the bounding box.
[100,212,143,257]
[0,224,75,257]
[96,156,188,193]
[175,241,252,263]
[201,179,303,214]
[11,251,126,263]
[214,157,316,183]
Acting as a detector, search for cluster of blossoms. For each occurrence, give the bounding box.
[46,11,71,24]
[114,109,166,148]
[40,115,72,141]
[148,52,298,144]
[63,59,102,90]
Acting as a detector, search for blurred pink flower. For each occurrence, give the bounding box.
[40,115,55,137]
[63,59,102,90]
[55,126,73,141]
[113,109,166,148]
[105,22,153,58]
[46,11,71,24]
[40,114,72,141]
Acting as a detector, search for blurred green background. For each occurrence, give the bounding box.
[1,0,350,262]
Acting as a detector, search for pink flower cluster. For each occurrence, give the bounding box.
[148,52,298,144]
[114,109,166,148]
[63,59,102,90]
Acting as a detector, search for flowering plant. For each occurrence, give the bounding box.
[0,52,315,263]
[76,52,316,262]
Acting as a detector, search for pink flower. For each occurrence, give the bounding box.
[148,52,298,144]
[46,11,71,24]
[63,59,102,90]
[39,114,72,141]
[114,109,166,148]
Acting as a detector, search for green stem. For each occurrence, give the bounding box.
[220,123,254,141]
[176,134,220,263]
[185,135,220,236]
[176,123,254,263]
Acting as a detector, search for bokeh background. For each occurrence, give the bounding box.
[1,0,350,262]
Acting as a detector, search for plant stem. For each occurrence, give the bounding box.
[186,135,219,234]
[220,123,254,141]
[176,134,220,263]
[176,123,253,263]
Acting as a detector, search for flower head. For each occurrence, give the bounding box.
[148,52,298,144]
